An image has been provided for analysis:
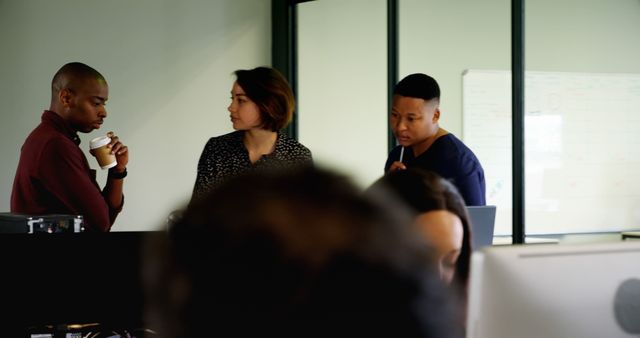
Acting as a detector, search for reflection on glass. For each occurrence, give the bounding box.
[526,0,640,235]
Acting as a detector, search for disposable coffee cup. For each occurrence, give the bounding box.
[90,136,117,170]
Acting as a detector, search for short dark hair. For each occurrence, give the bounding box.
[145,167,461,338]
[393,73,440,101]
[234,67,294,132]
[51,62,106,95]
[369,169,472,290]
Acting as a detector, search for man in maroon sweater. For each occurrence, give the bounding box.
[11,62,129,232]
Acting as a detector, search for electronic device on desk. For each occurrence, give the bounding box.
[0,213,84,233]
[467,241,640,338]
[27,323,156,337]
[466,205,497,250]
[622,231,640,240]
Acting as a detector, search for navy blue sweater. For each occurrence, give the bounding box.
[384,134,486,206]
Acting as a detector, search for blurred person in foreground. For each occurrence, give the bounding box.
[369,168,473,291]
[368,168,473,328]
[145,166,463,338]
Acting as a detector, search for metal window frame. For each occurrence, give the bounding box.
[277,0,525,244]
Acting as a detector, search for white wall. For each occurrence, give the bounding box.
[297,0,388,188]
[399,0,511,136]
[0,0,271,231]
[526,0,640,74]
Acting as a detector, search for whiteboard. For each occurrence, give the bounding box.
[462,69,640,235]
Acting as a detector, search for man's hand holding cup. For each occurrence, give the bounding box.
[90,131,129,172]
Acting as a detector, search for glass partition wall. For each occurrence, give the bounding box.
[524,0,640,237]
[399,0,513,236]
[297,0,388,188]
[295,0,640,241]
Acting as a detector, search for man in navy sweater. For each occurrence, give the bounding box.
[384,73,485,206]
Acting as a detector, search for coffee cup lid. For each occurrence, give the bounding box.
[90,136,111,149]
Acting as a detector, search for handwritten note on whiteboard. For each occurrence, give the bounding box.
[462,70,640,235]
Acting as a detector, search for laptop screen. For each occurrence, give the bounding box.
[466,205,497,250]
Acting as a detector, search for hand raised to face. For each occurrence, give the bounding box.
[106,131,129,170]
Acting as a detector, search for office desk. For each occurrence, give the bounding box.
[0,232,158,335]
[492,236,560,245]
[621,231,640,240]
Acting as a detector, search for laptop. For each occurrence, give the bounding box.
[466,205,497,250]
